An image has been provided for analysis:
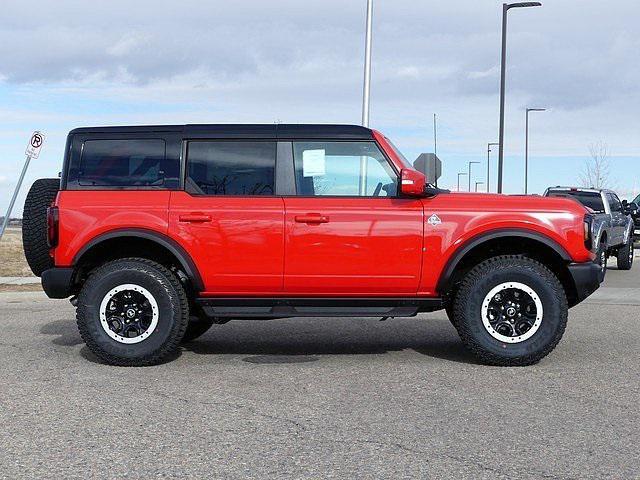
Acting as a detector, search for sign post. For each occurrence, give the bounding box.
[0,131,45,241]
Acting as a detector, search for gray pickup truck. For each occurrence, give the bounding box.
[544,187,636,273]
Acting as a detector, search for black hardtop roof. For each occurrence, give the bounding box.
[69,124,375,140]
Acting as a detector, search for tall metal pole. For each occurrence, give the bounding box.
[359,0,374,196]
[524,108,545,194]
[497,4,508,194]
[362,0,373,127]
[487,142,499,193]
[468,161,480,192]
[0,156,32,240]
[475,181,485,192]
[457,173,467,192]
[433,113,437,157]
[497,2,542,194]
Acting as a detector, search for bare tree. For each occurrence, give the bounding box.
[579,141,612,189]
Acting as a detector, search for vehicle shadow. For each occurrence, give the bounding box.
[182,317,478,365]
[39,316,478,366]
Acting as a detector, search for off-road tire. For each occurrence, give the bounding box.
[452,255,568,366]
[76,258,189,366]
[22,178,60,276]
[616,237,634,270]
[182,317,215,343]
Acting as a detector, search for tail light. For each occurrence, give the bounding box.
[47,206,59,248]
[583,213,594,251]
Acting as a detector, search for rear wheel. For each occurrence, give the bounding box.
[617,237,634,270]
[452,255,568,366]
[22,178,60,276]
[76,258,189,366]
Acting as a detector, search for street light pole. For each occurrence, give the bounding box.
[359,0,374,195]
[468,161,480,192]
[457,172,468,192]
[475,181,485,192]
[487,142,499,193]
[497,1,542,194]
[525,108,545,194]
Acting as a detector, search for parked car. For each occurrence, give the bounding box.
[630,194,640,242]
[23,124,602,367]
[544,187,635,272]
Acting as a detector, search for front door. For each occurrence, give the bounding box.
[169,140,284,295]
[283,140,424,295]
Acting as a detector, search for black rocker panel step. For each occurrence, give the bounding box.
[195,297,443,318]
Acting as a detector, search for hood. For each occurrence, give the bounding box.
[444,192,589,215]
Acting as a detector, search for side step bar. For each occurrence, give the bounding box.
[195,297,444,319]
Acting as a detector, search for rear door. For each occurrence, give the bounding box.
[169,140,284,295]
[607,193,626,245]
[282,140,424,295]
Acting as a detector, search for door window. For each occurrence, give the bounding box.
[187,141,276,196]
[608,193,623,212]
[292,141,397,197]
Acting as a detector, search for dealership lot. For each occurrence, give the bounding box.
[1,258,639,479]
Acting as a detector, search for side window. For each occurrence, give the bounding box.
[608,194,622,212]
[293,141,397,197]
[79,139,173,187]
[187,141,276,196]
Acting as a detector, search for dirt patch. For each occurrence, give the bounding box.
[0,228,35,277]
[0,284,42,293]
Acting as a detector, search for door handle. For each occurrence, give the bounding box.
[179,214,212,223]
[295,214,330,224]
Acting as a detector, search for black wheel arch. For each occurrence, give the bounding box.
[437,228,578,305]
[72,228,204,292]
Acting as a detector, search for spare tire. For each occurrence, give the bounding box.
[22,178,60,277]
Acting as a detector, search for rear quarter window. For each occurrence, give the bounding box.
[546,190,605,213]
[74,139,178,188]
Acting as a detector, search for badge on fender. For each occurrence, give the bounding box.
[428,214,442,226]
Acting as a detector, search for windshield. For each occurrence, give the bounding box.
[546,190,605,213]
[383,136,412,168]
[633,194,640,205]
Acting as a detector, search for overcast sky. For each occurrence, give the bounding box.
[1,0,639,213]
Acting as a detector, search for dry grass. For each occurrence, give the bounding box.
[0,228,34,277]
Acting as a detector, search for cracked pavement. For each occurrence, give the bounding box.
[0,264,639,479]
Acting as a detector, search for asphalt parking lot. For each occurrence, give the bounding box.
[1,256,639,479]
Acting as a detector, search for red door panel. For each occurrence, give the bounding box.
[169,192,285,295]
[284,198,424,295]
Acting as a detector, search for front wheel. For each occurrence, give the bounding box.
[76,258,189,366]
[616,237,634,270]
[452,255,568,366]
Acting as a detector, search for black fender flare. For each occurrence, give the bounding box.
[436,228,572,294]
[73,228,204,292]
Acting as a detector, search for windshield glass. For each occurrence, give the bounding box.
[546,190,605,213]
[633,194,640,205]
[383,136,412,168]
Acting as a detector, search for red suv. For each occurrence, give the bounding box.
[23,124,601,366]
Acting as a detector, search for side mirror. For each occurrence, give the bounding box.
[400,169,426,197]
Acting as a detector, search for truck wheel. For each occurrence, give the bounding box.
[452,255,568,366]
[182,317,215,343]
[616,238,634,270]
[76,258,189,366]
[22,178,60,277]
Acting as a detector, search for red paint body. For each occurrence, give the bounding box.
[53,129,594,298]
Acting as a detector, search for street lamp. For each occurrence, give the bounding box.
[487,142,499,193]
[475,181,485,192]
[497,1,542,194]
[468,161,481,192]
[359,0,374,195]
[525,108,546,194]
[457,172,468,192]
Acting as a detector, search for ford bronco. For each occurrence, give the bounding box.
[23,124,602,366]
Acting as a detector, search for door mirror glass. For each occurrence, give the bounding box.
[400,169,426,197]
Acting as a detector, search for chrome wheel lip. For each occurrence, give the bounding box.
[481,282,543,344]
[99,284,159,345]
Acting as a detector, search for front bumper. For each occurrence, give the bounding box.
[41,268,75,299]
[567,262,602,306]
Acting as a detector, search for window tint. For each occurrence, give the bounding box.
[79,139,170,187]
[546,190,605,212]
[187,141,276,196]
[608,193,622,212]
[293,141,397,197]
